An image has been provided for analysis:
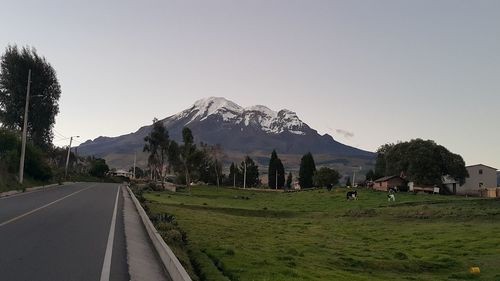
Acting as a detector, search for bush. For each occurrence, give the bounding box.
[0,129,52,181]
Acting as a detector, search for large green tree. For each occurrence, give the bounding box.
[299,152,316,188]
[240,155,259,188]
[0,46,61,147]
[268,150,285,189]
[143,118,171,182]
[178,127,203,190]
[197,143,223,188]
[89,158,109,178]
[375,139,468,186]
[0,128,52,181]
[314,167,341,187]
[227,162,240,187]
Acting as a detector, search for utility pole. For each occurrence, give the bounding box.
[233,169,236,188]
[18,69,31,184]
[64,136,79,179]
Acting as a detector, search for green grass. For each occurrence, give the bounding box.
[0,168,51,193]
[144,187,500,281]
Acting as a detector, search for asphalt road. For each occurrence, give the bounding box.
[0,182,129,281]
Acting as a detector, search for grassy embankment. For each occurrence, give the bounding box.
[0,168,49,193]
[143,186,500,281]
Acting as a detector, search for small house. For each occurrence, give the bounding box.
[373,175,405,192]
[442,175,459,194]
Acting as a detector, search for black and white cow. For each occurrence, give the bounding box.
[346,191,358,200]
[387,194,396,202]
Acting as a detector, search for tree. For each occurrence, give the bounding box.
[143,118,173,180]
[197,143,223,187]
[268,150,285,189]
[143,118,172,183]
[208,143,224,190]
[276,159,285,188]
[178,127,201,191]
[89,158,109,178]
[227,162,240,187]
[0,46,61,148]
[365,169,375,181]
[240,156,259,188]
[0,128,52,181]
[374,139,468,186]
[286,172,293,189]
[129,166,145,178]
[268,150,278,188]
[345,176,352,187]
[314,167,341,187]
[299,152,316,188]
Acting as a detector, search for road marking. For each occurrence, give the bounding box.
[99,186,120,281]
[0,184,96,228]
[0,182,76,200]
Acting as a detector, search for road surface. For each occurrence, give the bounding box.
[0,182,129,281]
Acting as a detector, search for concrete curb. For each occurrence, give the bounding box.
[0,182,75,198]
[126,186,192,281]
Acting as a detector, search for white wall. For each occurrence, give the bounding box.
[458,165,497,195]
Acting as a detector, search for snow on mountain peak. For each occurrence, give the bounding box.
[194,96,242,113]
[245,105,277,117]
[177,97,307,135]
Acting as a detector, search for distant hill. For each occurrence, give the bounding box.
[77,97,374,174]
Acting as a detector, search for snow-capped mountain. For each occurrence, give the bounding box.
[77,97,373,166]
[172,97,308,135]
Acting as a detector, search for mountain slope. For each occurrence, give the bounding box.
[77,97,373,167]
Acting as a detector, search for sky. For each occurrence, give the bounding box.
[1,0,499,168]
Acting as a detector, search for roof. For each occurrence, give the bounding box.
[466,164,497,171]
[374,175,403,182]
[441,175,457,184]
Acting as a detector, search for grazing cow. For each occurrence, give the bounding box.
[346,191,358,200]
[387,194,395,202]
[389,187,398,194]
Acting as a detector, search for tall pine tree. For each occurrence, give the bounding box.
[276,158,285,188]
[268,150,278,188]
[299,152,316,189]
[268,150,285,189]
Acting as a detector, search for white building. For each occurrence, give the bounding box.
[109,169,133,179]
[457,164,497,196]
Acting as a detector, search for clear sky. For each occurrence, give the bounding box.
[1,0,499,168]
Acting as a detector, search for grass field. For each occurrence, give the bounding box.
[144,187,500,281]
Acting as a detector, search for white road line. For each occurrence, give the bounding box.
[0,184,96,228]
[99,186,121,281]
[0,182,76,200]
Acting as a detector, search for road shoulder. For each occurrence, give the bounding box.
[122,186,170,281]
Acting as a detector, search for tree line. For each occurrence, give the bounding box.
[365,139,468,186]
[0,45,115,189]
[142,119,342,189]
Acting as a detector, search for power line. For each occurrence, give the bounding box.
[53,128,67,139]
